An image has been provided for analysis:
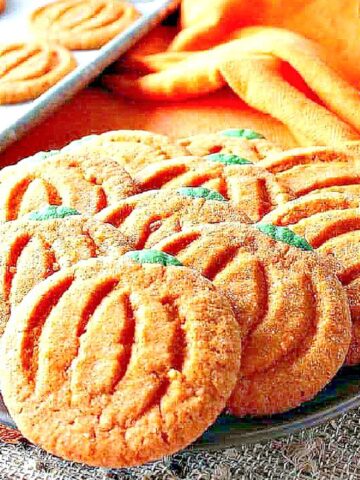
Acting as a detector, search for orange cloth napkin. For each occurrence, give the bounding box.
[103,0,360,148]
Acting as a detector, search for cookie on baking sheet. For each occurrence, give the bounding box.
[178,129,282,162]
[152,222,351,415]
[30,0,139,50]
[135,156,290,222]
[96,188,250,248]
[0,255,241,467]
[0,206,131,337]
[63,130,187,174]
[0,43,76,104]
[262,191,360,365]
[0,149,138,221]
[257,145,360,199]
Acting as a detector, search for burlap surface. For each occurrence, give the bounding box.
[0,408,359,480]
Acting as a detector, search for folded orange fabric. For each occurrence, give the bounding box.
[173,0,360,88]
[103,0,360,148]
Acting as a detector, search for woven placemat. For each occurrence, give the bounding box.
[0,408,360,480]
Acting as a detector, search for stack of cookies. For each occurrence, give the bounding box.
[0,128,357,468]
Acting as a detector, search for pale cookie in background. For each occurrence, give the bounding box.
[135,155,291,222]
[0,256,241,467]
[30,0,140,50]
[0,43,76,104]
[0,206,131,337]
[96,188,251,248]
[179,129,283,161]
[257,145,360,198]
[63,130,188,174]
[0,149,138,220]
[152,222,351,416]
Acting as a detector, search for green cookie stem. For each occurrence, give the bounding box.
[256,224,313,251]
[220,128,265,140]
[177,187,226,202]
[125,250,183,267]
[28,205,81,221]
[205,153,253,165]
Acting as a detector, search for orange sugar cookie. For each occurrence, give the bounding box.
[0,149,138,220]
[152,222,351,416]
[257,145,360,198]
[30,0,140,50]
[0,207,131,337]
[178,129,282,161]
[262,191,360,365]
[0,42,76,104]
[0,256,241,467]
[63,130,187,174]
[135,156,290,222]
[96,188,250,248]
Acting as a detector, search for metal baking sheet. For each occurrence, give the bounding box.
[0,0,180,153]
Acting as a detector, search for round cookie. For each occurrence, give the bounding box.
[262,191,360,365]
[135,156,290,222]
[63,130,188,174]
[30,0,140,50]
[0,208,131,337]
[178,129,282,161]
[96,188,250,248]
[152,222,351,415]
[257,145,360,199]
[0,149,138,221]
[0,42,76,104]
[0,256,241,467]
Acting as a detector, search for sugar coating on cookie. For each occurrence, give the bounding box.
[62,130,187,174]
[0,150,138,221]
[95,189,250,248]
[0,43,76,104]
[1,257,241,467]
[30,0,140,50]
[178,130,282,161]
[152,222,351,416]
[257,145,360,199]
[0,215,131,337]
[262,191,360,365]
[135,157,290,222]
